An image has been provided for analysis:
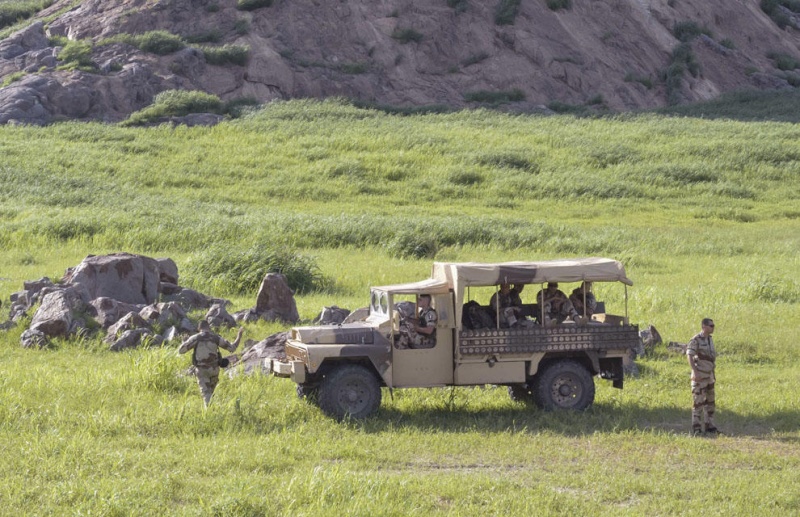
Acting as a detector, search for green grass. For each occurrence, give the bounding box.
[100,30,186,55]
[122,89,223,126]
[1,97,799,514]
[0,0,52,30]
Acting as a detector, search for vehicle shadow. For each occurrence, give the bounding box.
[362,401,800,443]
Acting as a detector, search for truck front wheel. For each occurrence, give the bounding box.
[533,360,595,411]
[318,364,382,420]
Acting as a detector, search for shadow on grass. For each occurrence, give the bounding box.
[651,89,800,123]
[356,397,800,443]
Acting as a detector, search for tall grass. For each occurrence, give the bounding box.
[0,98,799,514]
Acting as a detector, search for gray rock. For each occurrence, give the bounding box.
[205,302,235,328]
[29,287,85,337]
[88,297,144,329]
[65,253,160,305]
[20,328,47,348]
[159,282,181,295]
[342,307,369,324]
[156,257,179,284]
[314,305,350,325]
[105,311,148,342]
[0,22,48,60]
[109,329,147,351]
[170,288,211,310]
[255,273,299,323]
[229,331,289,376]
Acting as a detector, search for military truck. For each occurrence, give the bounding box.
[265,257,641,420]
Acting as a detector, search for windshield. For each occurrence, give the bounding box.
[370,289,390,317]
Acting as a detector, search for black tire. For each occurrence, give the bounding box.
[533,360,595,411]
[508,384,535,405]
[296,384,320,405]
[317,364,382,421]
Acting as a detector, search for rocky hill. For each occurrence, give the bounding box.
[2,0,800,124]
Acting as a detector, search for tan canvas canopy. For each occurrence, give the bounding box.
[432,257,632,288]
[373,258,632,324]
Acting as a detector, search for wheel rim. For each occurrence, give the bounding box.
[550,373,582,408]
[336,377,370,414]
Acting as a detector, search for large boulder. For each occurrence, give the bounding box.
[64,253,160,305]
[255,273,299,323]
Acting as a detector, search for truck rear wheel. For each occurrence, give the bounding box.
[318,364,382,421]
[533,360,595,411]
[508,384,535,405]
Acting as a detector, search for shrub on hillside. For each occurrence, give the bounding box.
[464,89,525,104]
[495,0,522,24]
[184,244,329,295]
[56,40,95,70]
[236,0,272,11]
[200,44,250,66]
[391,28,423,43]
[122,90,222,126]
[545,0,571,11]
[672,21,712,42]
[761,0,800,28]
[101,31,185,55]
[0,0,52,30]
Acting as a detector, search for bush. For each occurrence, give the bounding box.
[767,51,800,71]
[495,0,521,24]
[1,71,26,87]
[672,21,712,42]
[201,44,250,66]
[122,90,222,126]
[57,39,94,69]
[391,28,423,43]
[761,0,800,27]
[0,0,52,30]
[236,0,273,11]
[184,244,329,295]
[545,0,571,11]
[136,30,185,55]
[224,97,260,118]
[464,89,525,104]
[101,31,185,55]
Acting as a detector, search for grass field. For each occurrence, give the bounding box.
[1,98,799,515]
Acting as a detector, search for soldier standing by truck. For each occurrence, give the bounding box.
[687,318,720,436]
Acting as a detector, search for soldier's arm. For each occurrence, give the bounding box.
[178,335,196,354]
[220,328,244,352]
[686,339,698,374]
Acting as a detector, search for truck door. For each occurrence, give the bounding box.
[391,292,454,387]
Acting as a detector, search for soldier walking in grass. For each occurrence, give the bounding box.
[687,318,720,436]
[179,320,244,406]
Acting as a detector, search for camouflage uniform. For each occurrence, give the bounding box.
[179,329,239,406]
[490,289,521,327]
[569,287,597,317]
[537,286,578,323]
[687,331,716,432]
[398,306,438,349]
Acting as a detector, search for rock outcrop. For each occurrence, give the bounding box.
[3,0,800,124]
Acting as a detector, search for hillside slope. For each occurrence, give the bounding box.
[1,0,800,124]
